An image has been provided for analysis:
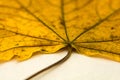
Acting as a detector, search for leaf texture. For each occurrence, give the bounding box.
[0,0,120,62]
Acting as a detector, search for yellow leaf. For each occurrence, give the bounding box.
[0,0,120,62]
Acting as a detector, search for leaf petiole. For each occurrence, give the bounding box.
[26,46,72,80]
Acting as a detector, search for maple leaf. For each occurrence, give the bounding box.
[0,0,120,79]
[0,0,120,61]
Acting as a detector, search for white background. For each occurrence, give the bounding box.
[0,51,120,80]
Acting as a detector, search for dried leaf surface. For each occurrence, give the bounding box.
[0,0,120,61]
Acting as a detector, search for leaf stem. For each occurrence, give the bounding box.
[26,46,72,80]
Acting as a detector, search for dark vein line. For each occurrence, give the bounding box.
[45,0,59,8]
[0,27,62,43]
[0,12,36,21]
[65,0,93,14]
[0,0,32,10]
[75,39,120,43]
[65,15,78,22]
[0,5,20,9]
[0,35,18,38]
[26,46,72,80]
[15,0,66,42]
[109,0,114,11]
[71,8,120,43]
[76,45,120,55]
[28,0,32,8]
[61,0,69,42]
[0,44,60,52]
[65,0,77,5]
[0,5,38,21]
[95,1,102,20]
